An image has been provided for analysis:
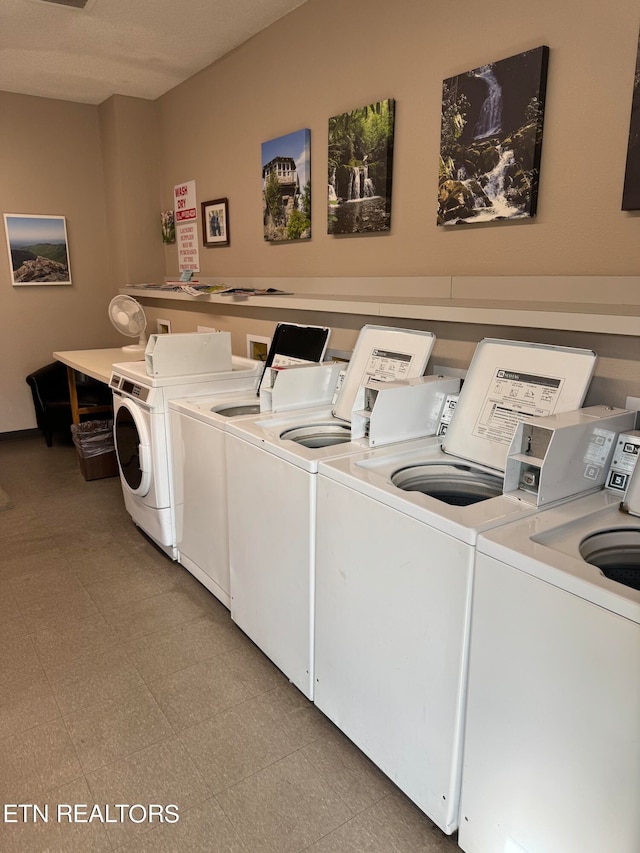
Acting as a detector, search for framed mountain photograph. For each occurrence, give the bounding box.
[4,214,71,285]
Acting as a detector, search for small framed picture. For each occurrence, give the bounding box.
[202,198,230,247]
[160,210,175,243]
[157,319,172,334]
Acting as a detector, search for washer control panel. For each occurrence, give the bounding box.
[504,406,636,506]
[606,430,640,494]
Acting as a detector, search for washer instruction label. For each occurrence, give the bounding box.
[583,427,617,467]
[473,369,564,445]
[364,349,413,382]
[437,394,459,436]
[271,354,312,368]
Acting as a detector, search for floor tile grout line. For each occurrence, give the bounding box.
[79,730,216,812]
[0,711,64,748]
[0,438,458,853]
[211,746,365,853]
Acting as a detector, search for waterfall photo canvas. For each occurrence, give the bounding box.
[262,129,311,242]
[438,46,549,226]
[328,98,395,235]
[622,28,640,209]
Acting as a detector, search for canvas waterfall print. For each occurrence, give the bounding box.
[262,129,311,242]
[328,98,395,235]
[438,46,549,226]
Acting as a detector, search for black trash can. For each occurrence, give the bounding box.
[71,419,119,481]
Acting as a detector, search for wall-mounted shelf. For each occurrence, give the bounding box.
[122,285,640,337]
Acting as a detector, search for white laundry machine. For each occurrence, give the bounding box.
[458,433,640,853]
[110,354,262,558]
[312,339,603,835]
[168,393,261,607]
[169,361,344,607]
[225,325,443,699]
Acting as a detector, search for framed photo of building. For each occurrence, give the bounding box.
[438,46,549,226]
[328,98,395,235]
[201,198,230,247]
[4,214,72,285]
[262,129,311,242]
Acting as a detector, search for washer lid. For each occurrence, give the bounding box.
[332,325,436,423]
[442,339,597,473]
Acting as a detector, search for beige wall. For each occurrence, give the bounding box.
[0,93,165,433]
[98,95,165,289]
[148,0,640,407]
[0,92,121,433]
[157,0,640,285]
[2,0,640,433]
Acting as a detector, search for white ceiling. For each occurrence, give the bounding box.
[0,0,307,105]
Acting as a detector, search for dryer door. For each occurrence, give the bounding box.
[114,395,152,497]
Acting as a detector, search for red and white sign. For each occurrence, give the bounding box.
[174,180,199,272]
[174,180,197,222]
[176,220,199,272]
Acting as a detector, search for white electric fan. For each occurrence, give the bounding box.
[108,295,148,352]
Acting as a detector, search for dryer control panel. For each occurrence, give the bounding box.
[110,373,150,403]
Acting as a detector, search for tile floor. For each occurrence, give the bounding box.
[0,436,459,852]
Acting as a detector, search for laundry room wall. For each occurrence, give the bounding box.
[0,92,122,434]
[2,0,639,434]
[145,0,640,408]
[98,94,165,293]
[155,0,640,286]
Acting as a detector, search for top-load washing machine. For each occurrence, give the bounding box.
[110,342,262,558]
[168,363,343,608]
[458,427,640,853]
[168,393,263,606]
[312,338,606,836]
[168,323,341,608]
[224,325,446,699]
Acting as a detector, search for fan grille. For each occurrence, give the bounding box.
[108,296,147,339]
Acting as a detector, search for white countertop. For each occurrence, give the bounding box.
[53,348,143,384]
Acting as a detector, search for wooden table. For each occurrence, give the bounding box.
[53,348,143,424]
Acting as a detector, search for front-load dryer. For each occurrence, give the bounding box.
[225,325,440,699]
[458,444,640,853]
[110,356,262,557]
[312,338,599,835]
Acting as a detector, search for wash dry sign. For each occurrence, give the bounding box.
[174,180,200,272]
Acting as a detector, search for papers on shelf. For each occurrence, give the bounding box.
[216,287,293,296]
[126,283,292,296]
